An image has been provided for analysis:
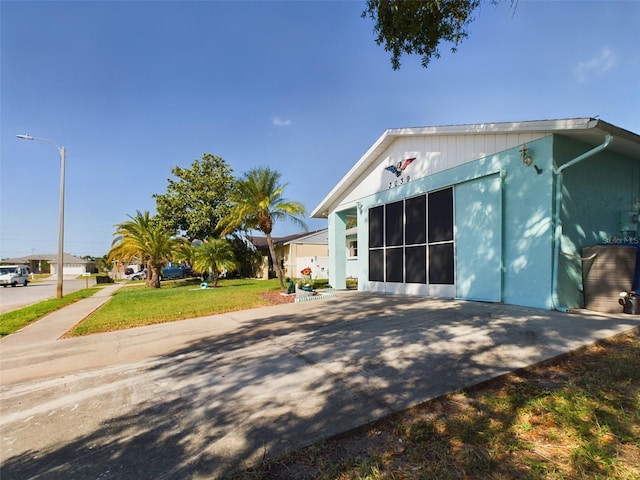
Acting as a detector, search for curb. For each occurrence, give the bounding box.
[294,292,337,303]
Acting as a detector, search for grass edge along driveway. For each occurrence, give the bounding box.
[0,287,102,336]
[69,278,286,336]
[1,279,286,337]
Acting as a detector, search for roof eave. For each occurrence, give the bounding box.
[311,118,640,218]
[311,128,397,218]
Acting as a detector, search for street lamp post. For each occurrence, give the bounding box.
[17,134,66,299]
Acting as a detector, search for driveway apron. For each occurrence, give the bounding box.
[1,291,638,479]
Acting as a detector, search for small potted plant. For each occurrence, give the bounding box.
[299,267,313,292]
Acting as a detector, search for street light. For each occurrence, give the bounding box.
[16,134,66,299]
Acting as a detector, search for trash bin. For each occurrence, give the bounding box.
[583,245,637,313]
[619,293,639,314]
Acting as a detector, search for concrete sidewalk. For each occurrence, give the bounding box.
[1,282,125,347]
[1,290,638,479]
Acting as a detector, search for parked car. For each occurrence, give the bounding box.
[0,265,30,287]
[128,270,146,280]
[160,266,191,281]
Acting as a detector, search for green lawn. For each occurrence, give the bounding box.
[68,278,285,336]
[1,278,286,338]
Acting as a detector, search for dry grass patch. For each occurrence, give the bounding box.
[230,328,640,480]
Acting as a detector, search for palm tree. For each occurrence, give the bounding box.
[218,167,307,289]
[193,238,238,287]
[108,210,182,288]
[173,241,198,269]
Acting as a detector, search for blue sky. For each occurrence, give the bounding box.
[1,0,639,259]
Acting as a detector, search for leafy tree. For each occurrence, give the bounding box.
[97,255,111,273]
[362,0,483,70]
[192,238,238,287]
[228,235,264,278]
[218,167,307,289]
[108,210,183,288]
[153,154,235,241]
[173,241,198,269]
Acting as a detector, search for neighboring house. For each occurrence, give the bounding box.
[1,254,96,276]
[311,118,640,312]
[247,229,329,280]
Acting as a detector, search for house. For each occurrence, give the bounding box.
[311,118,640,312]
[247,229,329,281]
[0,253,96,276]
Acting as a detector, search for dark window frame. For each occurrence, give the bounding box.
[368,187,454,286]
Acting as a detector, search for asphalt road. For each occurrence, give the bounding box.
[0,275,96,314]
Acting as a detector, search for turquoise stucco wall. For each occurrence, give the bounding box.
[327,134,639,310]
[500,137,555,308]
[328,211,348,289]
[455,173,503,302]
[342,136,556,309]
[554,135,640,308]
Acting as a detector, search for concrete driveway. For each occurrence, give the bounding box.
[1,291,638,479]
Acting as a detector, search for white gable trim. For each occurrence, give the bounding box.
[311,118,639,218]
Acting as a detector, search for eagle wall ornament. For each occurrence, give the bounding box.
[385,157,416,177]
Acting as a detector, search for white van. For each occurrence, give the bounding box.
[0,265,30,287]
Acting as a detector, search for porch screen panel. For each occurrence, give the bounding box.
[385,201,403,246]
[429,243,454,284]
[368,187,455,290]
[428,188,454,242]
[385,248,403,283]
[428,187,454,285]
[405,246,427,283]
[405,195,426,245]
[369,205,385,282]
[369,249,384,282]
[369,205,384,248]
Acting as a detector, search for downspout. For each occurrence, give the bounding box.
[551,134,613,311]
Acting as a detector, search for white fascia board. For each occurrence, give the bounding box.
[311,129,396,218]
[310,118,606,219]
[590,119,640,143]
[387,118,597,137]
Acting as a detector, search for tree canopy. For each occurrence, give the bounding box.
[192,238,238,287]
[218,167,307,289]
[153,153,234,241]
[362,0,482,70]
[108,210,182,288]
